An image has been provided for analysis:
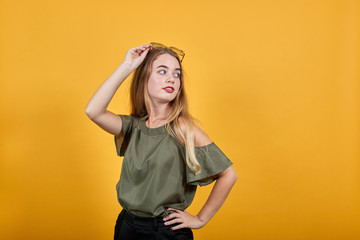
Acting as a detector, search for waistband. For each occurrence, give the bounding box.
[121,209,167,229]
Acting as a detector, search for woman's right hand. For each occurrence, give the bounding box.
[122,43,152,72]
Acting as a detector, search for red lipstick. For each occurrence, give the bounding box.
[163,86,174,93]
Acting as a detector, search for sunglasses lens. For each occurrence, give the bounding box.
[171,48,180,55]
[169,47,183,59]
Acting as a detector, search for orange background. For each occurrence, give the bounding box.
[1,0,359,239]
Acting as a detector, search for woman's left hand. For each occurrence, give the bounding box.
[163,208,205,230]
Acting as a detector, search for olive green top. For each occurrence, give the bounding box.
[114,114,232,217]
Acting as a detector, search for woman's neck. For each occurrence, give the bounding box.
[146,102,171,128]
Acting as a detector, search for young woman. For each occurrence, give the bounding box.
[85,43,238,240]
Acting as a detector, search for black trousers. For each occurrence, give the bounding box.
[114,209,194,240]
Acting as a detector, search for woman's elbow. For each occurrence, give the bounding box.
[230,167,238,184]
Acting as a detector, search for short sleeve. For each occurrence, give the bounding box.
[114,114,135,157]
[186,142,233,186]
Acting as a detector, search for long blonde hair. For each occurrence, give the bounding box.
[129,47,201,175]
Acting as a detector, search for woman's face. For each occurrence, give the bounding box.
[147,53,181,104]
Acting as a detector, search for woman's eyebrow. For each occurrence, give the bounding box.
[156,65,181,71]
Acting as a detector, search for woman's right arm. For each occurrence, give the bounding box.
[85,43,151,135]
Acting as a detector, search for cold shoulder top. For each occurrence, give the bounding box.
[114,114,232,217]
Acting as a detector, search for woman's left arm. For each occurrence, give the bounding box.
[164,165,238,230]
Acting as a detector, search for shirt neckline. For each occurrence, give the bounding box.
[139,118,169,135]
[137,117,216,148]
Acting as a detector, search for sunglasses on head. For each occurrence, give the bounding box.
[150,42,185,62]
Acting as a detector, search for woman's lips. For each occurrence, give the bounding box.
[163,87,174,93]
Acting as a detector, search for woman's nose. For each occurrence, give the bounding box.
[166,76,175,83]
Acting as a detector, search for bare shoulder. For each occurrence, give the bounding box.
[192,121,213,147]
[176,116,212,147]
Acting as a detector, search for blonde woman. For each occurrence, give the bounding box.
[85,43,238,240]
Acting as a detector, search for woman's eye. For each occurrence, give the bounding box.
[174,73,180,78]
[159,70,166,74]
